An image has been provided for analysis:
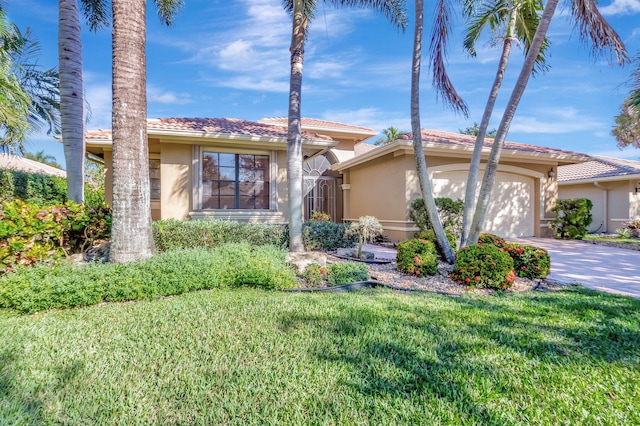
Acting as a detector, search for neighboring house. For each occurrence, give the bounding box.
[0,153,67,178]
[85,117,588,242]
[558,156,640,233]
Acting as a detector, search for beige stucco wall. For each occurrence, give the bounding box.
[558,179,640,233]
[160,143,192,220]
[343,152,557,242]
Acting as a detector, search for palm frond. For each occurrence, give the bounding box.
[463,0,507,57]
[80,0,110,31]
[324,0,408,31]
[515,0,549,75]
[154,0,184,26]
[571,0,628,65]
[430,0,469,116]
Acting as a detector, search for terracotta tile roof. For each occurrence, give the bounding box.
[558,156,640,182]
[398,129,589,159]
[259,117,377,134]
[354,143,378,156]
[0,154,67,178]
[86,118,333,141]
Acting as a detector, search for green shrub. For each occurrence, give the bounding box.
[418,229,458,260]
[0,200,111,274]
[451,244,516,289]
[0,244,297,313]
[477,233,507,248]
[302,263,326,287]
[302,220,357,251]
[409,197,464,234]
[396,239,439,277]
[326,261,370,286]
[152,219,288,251]
[551,198,593,239]
[505,243,550,279]
[0,170,67,205]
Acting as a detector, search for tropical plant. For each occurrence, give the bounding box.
[0,10,56,152]
[396,238,438,277]
[551,198,593,239]
[110,0,183,263]
[409,197,464,234]
[612,98,640,148]
[23,150,62,169]
[466,0,628,245]
[450,243,516,289]
[345,215,384,259]
[409,0,467,264]
[459,0,548,247]
[283,0,407,253]
[374,126,407,145]
[459,122,496,138]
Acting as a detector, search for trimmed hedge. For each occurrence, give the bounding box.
[418,229,458,259]
[327,261,370,286]
[0,244,297,313]
[302,220,357,251]
[551,198,593,239]
[152,219,289,251]
[409,197,464,234]
[506,243,550,279]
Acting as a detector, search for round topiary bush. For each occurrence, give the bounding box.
[396,239,438,277]
[418,229,457,260]
[451,243,516,289]
[477,233,507,248]
[505,243,550,279]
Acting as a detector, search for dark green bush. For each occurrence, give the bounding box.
[396,239,438,277]
[302,220,357,251]
[505,243,550,279]
[0,170,67,205]
[551,198,593,239]
[418,229,458,259]
[477,233,507,248]
[0,244,297,313]
[451,244,515,289]
[0,200,111,274]
[152,219,288,251]
[326,262,370,286]
[409,197,464,234]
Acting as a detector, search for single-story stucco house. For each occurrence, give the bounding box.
[85,117,589,242]
[558,156,640,233]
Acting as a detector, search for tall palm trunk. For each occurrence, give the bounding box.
[58,0,84,203]
[467,0,558,245]
[110,0,155,263]
[411,0,455,264]
[287,0,307,253]
[460,11,516,247]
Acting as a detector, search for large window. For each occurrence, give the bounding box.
[202,152,270,209]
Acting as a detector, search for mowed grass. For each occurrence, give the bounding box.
[584,235,640,246]
[1,287,639,425]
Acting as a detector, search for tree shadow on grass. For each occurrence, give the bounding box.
[0,343,85,424]
[278,288,640,422]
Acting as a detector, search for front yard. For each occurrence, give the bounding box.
[1,287,638,425]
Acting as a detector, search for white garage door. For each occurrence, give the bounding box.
[431,170,535,238]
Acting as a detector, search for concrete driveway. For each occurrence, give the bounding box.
[514,237,640,298]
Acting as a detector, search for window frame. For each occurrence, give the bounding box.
[194,146,277,211]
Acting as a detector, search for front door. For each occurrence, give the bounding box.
[303,176,336,221]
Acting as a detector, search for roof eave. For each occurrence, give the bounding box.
[558,173,640,185]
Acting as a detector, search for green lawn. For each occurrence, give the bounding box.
[584,234,640,246]
[1,287,639,425]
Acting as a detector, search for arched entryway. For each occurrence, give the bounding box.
[303,153,342,221]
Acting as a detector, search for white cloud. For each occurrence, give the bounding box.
[587,147,640,159]
[147,85,192,105]
[599,0,640,15]
[510,108,605,133]
[84,74,112,130]
[320,107,410,133]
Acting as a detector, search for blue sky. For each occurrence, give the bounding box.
[5,0,640,167]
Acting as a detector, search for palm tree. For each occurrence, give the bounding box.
[23,150,62,169]
[284,0,407,253]
[410,0,467,264]
[459,0,547,247]
[612,99,640,148]
[1,12,59,152]
[110,0,182,263]
[0,11,30,151]
[375,126,408,145]
[466,0,628,245]
[459,122,496,138]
